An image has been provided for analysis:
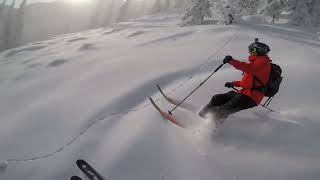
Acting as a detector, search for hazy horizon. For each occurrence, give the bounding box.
[1,0,89,6]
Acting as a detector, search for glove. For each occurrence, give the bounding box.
[225,82,233,88]
[223,55,233,64]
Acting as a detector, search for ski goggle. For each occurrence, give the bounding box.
[249,47,257,55]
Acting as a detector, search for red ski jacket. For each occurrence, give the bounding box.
[229,55,271,105]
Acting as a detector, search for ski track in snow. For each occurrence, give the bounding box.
[1,14,320,180]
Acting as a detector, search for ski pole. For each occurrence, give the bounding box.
[260,104,277,112]
[168,63,224,115]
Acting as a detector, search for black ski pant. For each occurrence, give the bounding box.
[204,91,257,122]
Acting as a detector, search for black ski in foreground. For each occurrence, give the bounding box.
[71,176,82,180]
[76,159,104,180]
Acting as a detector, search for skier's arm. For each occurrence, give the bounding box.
[232,80,252,89]
[232,81,240,87]
[229,59,266,73]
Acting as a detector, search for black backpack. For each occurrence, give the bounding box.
[254,63,283,97]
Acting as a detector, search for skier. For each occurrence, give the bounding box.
[198,39,272,124]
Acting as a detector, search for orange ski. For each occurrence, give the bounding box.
[149,97,184,128]
[156,84,199,113]
[156,84,178,105]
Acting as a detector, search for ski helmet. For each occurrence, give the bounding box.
[248,38,270,56]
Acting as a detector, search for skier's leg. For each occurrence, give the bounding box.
[199,91,236,118]
[214,93,257,124]
[207,91,237,107]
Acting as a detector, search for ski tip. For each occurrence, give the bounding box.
[156,84,162,91]
[76,159,85,165]
[149,97,157,104]
[156,84,166,96]
[71,176,82,180]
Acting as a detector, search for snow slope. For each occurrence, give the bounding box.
[0,14,320,180]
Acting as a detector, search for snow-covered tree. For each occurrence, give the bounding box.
[2,0,16,49]
[116,0,132,22]
[281,0,297,11]
[10,0,15,9]
[0,0,7,12]
[15,0,27,43]
[152,0,161,13]
[309,0,320,27]
[90,0,116,28]
[19,0,27,9]
[104,0,115,25]
[173,0,187,9]
[260,0,282,23]
[90,0,103,28]
[222,3,236,24]
[289,0,320,27]
[210,0,237,25]
[0,0,7,50]
[181,0,212,26]
[165,0,170,10]
[237,0,260,15]
[150,0,180,13]
[7,0,20,48]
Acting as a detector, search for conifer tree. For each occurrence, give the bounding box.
[181,0,212,26]
[260,0,282,23]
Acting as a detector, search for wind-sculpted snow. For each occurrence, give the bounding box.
[0,14,320,180]
[102,28,124,35]
[127,31,146,38]
[137,31,195,47]
[5,45,47,57]
[47,59,68,68]
[78,43,96,51]
[66,37,88,43]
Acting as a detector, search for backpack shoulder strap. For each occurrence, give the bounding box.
[253,75,265,87]
[251,75,266,93]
